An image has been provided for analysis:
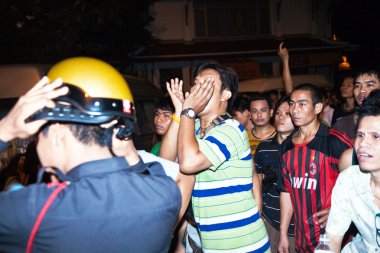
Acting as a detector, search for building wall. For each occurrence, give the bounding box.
[143,0,336,88]
[150,1,194,41]
[278,0,311,35]
[150,0,331,41]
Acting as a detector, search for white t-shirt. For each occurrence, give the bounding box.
[326,165,380,252]
[137,150,179,181]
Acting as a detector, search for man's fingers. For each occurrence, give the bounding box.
[189,83,201,97]
[45,85,69,100]
[313,208,330,227]
[318,215,328,224]
[26,77,63,97]
[178,80,184,100]
[279,41,284,50]
[26,76,49,94]
[313,208,330,217]
[166,82,174,95]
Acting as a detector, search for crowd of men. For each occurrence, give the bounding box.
[0,46,380,253]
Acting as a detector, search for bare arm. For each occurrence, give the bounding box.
[159,79,184,161]
[178,80,215,174]
[0,77,67,142]
[278,192,293,253]
[252,161,262,215]
[175,172,195,226]
[278,42,293,95]
[327,233,343,253]
[173,219,188,253]
[338,148,353,172]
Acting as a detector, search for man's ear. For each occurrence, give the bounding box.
[315,102,324,114]
[221,90,232,102]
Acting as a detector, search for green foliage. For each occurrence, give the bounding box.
[0,0,156,63]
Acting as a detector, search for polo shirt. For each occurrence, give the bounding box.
[193,118,270,252]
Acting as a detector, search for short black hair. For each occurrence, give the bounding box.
[249,93,272,109]
[193,62,239,113]
[41,123,113,147]
[354,69,380,84]
[232,96,250,112]
[292,83,323,105]
[357,89,380,129]
[274,95,290,114]
[156,97,174,113]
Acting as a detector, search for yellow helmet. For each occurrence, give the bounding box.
[28,57,135,136]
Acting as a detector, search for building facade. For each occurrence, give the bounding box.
[131,0,349,91]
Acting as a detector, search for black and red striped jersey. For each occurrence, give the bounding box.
[279,124,353,252]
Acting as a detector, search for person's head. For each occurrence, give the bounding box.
[355,89,380,173]
[31,57,135,171]
[274,95,294,135]
[0,141,18,171]
[322,86,335,107]
[289,83,323,127]
[268,89,279,106]
[249,93,273,128]
[192,62,239,115]
[340,76,354,100]
[232,96,251,128]
[37,123,114,170]
[353,69,380,105]
[154,97,174,136]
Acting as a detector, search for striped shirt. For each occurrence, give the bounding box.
[248,129,277,156]
[254,137,295,236]
[193,119,270,253]
[280,124,353,252]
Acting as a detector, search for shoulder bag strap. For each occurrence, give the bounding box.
[26,182,69,253]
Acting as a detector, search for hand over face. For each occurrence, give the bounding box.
[183,77,214,114]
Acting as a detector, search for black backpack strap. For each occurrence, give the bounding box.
[202,113,233,137]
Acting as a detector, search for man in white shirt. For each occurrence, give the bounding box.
[327,89,380,252]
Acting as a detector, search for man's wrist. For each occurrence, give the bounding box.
[180,108,197,119]
[172,114,181,124]
[279,229,289,237]
[0,120,14,142]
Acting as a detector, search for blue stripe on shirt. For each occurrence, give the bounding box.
[238,124,245,132]
[192,183,252,197]
[205,135,231,160]
[247,240,271,253]
[197,212,260,232]
[241,152,252,160]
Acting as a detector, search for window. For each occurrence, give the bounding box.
[194,0,270,38]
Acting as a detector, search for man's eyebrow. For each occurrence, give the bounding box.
[289,99,308,103]
[358,130,380,135]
